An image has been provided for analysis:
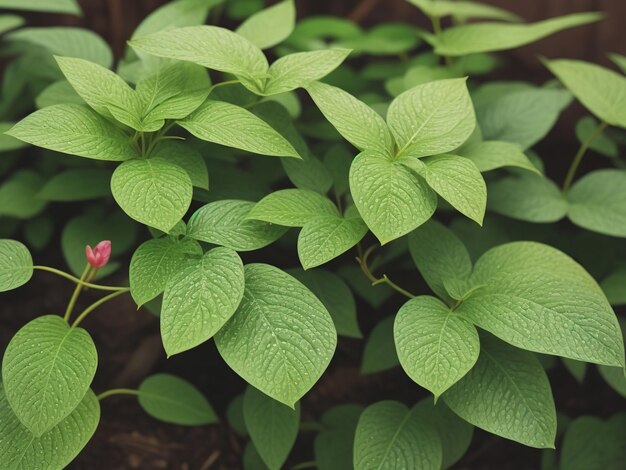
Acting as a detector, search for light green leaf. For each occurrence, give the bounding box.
[38,169,112,201]
[443,334,556,448]
[306,81,395,156]
[350,150,437,244]
[179,100,300,158]
[129,237,202,307]
[575,116,618,158]
[262,49,351,95]
[354,400,442,470]
[151,140,208,189]
[0,122,27,152]
[388,78,475,158]
[395,296,479,398]
[289,269,361,338]
[215,264,337,407]
[609,53,626,74]
[315,404,364,470]
[188,200,288,251]
[567,169,626,237]
[0,387,99,470]
[544,58,626,129]
[361,316,400,374]
[6,105,138,161]
[138,373,217,425]
[236,0,295,50]
[0,0,80,14]
[243,386,300,470]
[407,0,520,22]
[161,248,244,356]
[248,188,338,227]
[434,12,602,57]
[0,15,23,35]
[2,315,97,436]
[8,26,112,67]
[111,157,192,232]
[0,239,33,292]
[458,242,625,366]
[488,173,568,223]
[459,140,540,173]
[298,215,367,269]
[418,154,486,224]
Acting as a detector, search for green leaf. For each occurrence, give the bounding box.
[315,404,363,470]
[2,315,98,436]
[151,140,209,189]
[35,80,83,109]
[544,58,626,129]
[407,0,520,22]
[38,168,112,201]
[361,316,400,374]
[339,23,419,55]
[395,296,479,398]
[575,116,618,158]
[443,334,556,448]
[248,189,338,227]
[187,200,288,251]
[0,0,80,15]
[161,248,244,356]
[599,364,626,398]
[433,12,602,56]
[567,170,626,237]
[0,122,27,152]
[601,268,626,306]
[458,242,626,366]
[0,387,99,470]
[129,25,268,82]
[388,78,476,158]
[350,150,437,244]
[609,52,626,74]
[236,0,295,50]
[353,400,442,470]
[488,173,568,223]
[298,215,367,269]
[226,394,248,437]
[243,386,300,470]
[215,264,337,407]
[562,358,587,383]
[418,154,486,224]
[408,220,472,301]
[244,442,270,470]
[23,216,54,251]
[306,81,395,156]
[0,171,46,219]
[6,104,138,161]
[0,15,23,35]
[111,157,192,232]
[8,26,112,67]
[289,269,362,338]
[459,140,540,173]
[262,49,351,95]
[129,237,202,307]
[138,373,217,425]
[0,239,33,292]
[179,100,300,158]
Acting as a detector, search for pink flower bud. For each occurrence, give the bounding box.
[85,240,111,269]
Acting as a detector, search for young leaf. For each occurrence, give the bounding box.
[161,248,244,356]
[567,169,626,237]
[248,189,339,227]
[236,0,296,50]
[306,81,395,156]
[187,200,288,251]
[458,242,626,367]
[544,58,626,129]
[243,386,300,470]
[6,104,138,161]
[0,387,99,469]
[215,264,337,407]
[111,157,192,232]
[354,401,442,470]
[395,296,480,398]
[433,12,602,56]
[443,334,556,448]
[138,373,217,425]
[0,239,33,292]
[179,101,300,158]
[38,168,112,201]
[388,78,475,158]
[361,316,400,374]
[350,150,437,244]
[0,0,81,15]
[151,140,209,189]
[129,237,202,307]
[315,405,364,470]
[2,315,98,436]
[459,140,540,173]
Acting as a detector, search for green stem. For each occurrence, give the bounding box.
[96,388,140,401]
[63,264,91,323]
[33,266,129,291]
[140,132,147,157]
[562,120,608,192]
[356,245,416,299]
[430,15,452,66]
[71,289,130,328]
[208,79,240,96]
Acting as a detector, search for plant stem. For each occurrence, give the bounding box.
[208,79,240,97]
[63,264,91,323]
[562,120,608,192]
[33,266,128,291]
[430,15,452,66]
[71,289,130,328]
[96,388,140,401]
[356,245,416,299]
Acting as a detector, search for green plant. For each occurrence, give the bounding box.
[1,0,626,468]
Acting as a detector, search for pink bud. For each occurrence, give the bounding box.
[85,240,111,269]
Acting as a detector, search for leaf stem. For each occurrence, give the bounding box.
[208,79,240,97]
[356,244,416,299]
[63,264,91,323]
[33,266,129,291]
[96,388,140,401]
[71,288,130,328]
[430,15,452,66]
[562,120,608,192]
